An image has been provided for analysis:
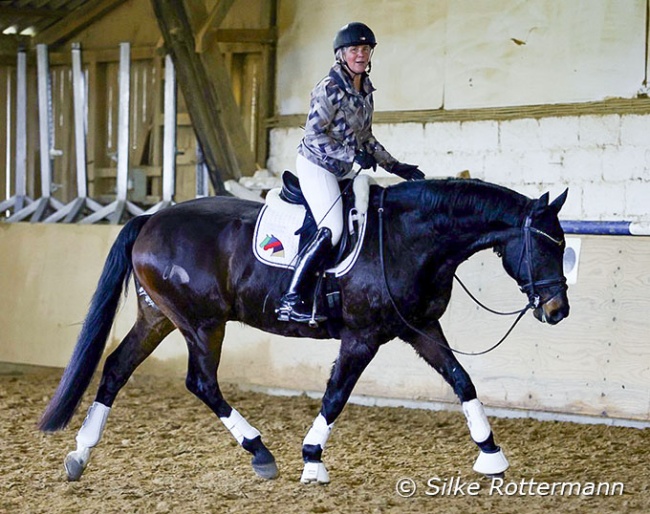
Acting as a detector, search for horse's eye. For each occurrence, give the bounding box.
[494,248,503,258]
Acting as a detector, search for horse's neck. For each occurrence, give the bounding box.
[383,181,526,259]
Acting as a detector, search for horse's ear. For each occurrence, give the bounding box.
[533,192,549,213]
[549,188,569,214]
[538,192,549,206]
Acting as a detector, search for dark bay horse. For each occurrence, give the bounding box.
[39,178,569,484]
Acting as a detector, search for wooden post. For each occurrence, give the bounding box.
[151,0,247,193]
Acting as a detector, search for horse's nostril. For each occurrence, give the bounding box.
[546,304,569,325]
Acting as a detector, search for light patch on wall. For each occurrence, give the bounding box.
[563,237,582,285]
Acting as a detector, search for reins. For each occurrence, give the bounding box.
[377,188,541,357]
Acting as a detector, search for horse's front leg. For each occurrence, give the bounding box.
[181,320,278,480]
[301,336,379,484]
[405,321,509,476]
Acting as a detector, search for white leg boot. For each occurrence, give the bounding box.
[462,399,509,475]
[300,414,333,484]
[65,402,111,481]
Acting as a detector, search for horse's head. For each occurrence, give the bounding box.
[496,189,570,325]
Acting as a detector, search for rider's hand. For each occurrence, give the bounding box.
[354,149,377,171]
[389,162,425,181]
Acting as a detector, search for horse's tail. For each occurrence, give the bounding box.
[39,214,152,432]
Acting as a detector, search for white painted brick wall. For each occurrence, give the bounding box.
[626,181,650,217]
[620,115,650,146]
[582,182,626,218]
[539,117,580,149]
[578,115,621,146]
[499,118,541,150]
[267,113,650,222]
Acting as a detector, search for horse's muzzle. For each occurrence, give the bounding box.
[533,291,570,325]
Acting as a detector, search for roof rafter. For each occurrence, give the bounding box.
[32,0,127,46]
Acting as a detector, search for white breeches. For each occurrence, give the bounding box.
[296,154,344,246]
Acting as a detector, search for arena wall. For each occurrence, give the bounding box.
[1,223,648,424]
[269,0,650,224]
[267,110,650,226]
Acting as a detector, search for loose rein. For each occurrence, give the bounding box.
[377,188,538,357]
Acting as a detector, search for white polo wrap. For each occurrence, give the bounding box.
[462,399,492,443]
[220,409,261,444]
[76,402,111,449]
[303,414,333,449]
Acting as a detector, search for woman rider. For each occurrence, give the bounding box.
[276,22,425,324]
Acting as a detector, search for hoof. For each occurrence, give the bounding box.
[300,461,330,484]
[248,439,278,480]
[64,450,88,481]
[253,460,279,480]
[473,448,509,476]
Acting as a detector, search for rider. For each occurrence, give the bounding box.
[276,22,426,324]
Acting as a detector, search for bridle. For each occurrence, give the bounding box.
[514,214,567,310]
[377,189,566,356]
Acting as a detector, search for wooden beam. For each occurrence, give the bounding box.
[211,28,277,44]
[33,0,128,47]
[188,1,262,176]
[267,97,650,128]
[199,37,258,176]
[48,46,157,66]
[0,36,25,64]
[0,7,66,18]
[150,0,241,191]
[195,0,236,53]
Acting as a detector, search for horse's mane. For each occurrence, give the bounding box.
[389,178,530,230]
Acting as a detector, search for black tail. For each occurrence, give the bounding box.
[39,215,151,432]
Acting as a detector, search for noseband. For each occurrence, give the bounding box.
[516,214,567,309]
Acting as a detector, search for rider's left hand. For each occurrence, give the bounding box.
[389,162,425,181]
[354,149,378,171]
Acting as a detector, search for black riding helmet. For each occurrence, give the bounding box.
[333,22,377,53]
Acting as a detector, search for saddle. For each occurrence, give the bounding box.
[253,171,369,275]
[253,171,371,332]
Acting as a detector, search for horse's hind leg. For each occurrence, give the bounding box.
[64,297,174,481]
[405,321,509,476]
[181,320,278,480]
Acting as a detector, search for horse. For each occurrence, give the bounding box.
[39,177,570,485]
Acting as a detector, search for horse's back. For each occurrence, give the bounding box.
[147,196,262,228]
[131,197,263,313]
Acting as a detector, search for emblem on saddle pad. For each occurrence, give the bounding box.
[252,174,371,278]
[259,234,285,258]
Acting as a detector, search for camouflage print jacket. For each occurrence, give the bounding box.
[297,63,397,177]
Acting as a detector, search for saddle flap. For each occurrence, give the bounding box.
[253,189,304,268]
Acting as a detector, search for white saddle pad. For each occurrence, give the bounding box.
[252,174,370,278]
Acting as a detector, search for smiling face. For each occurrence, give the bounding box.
[343,44,372,74]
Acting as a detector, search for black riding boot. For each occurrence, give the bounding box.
[276,227,333,325]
